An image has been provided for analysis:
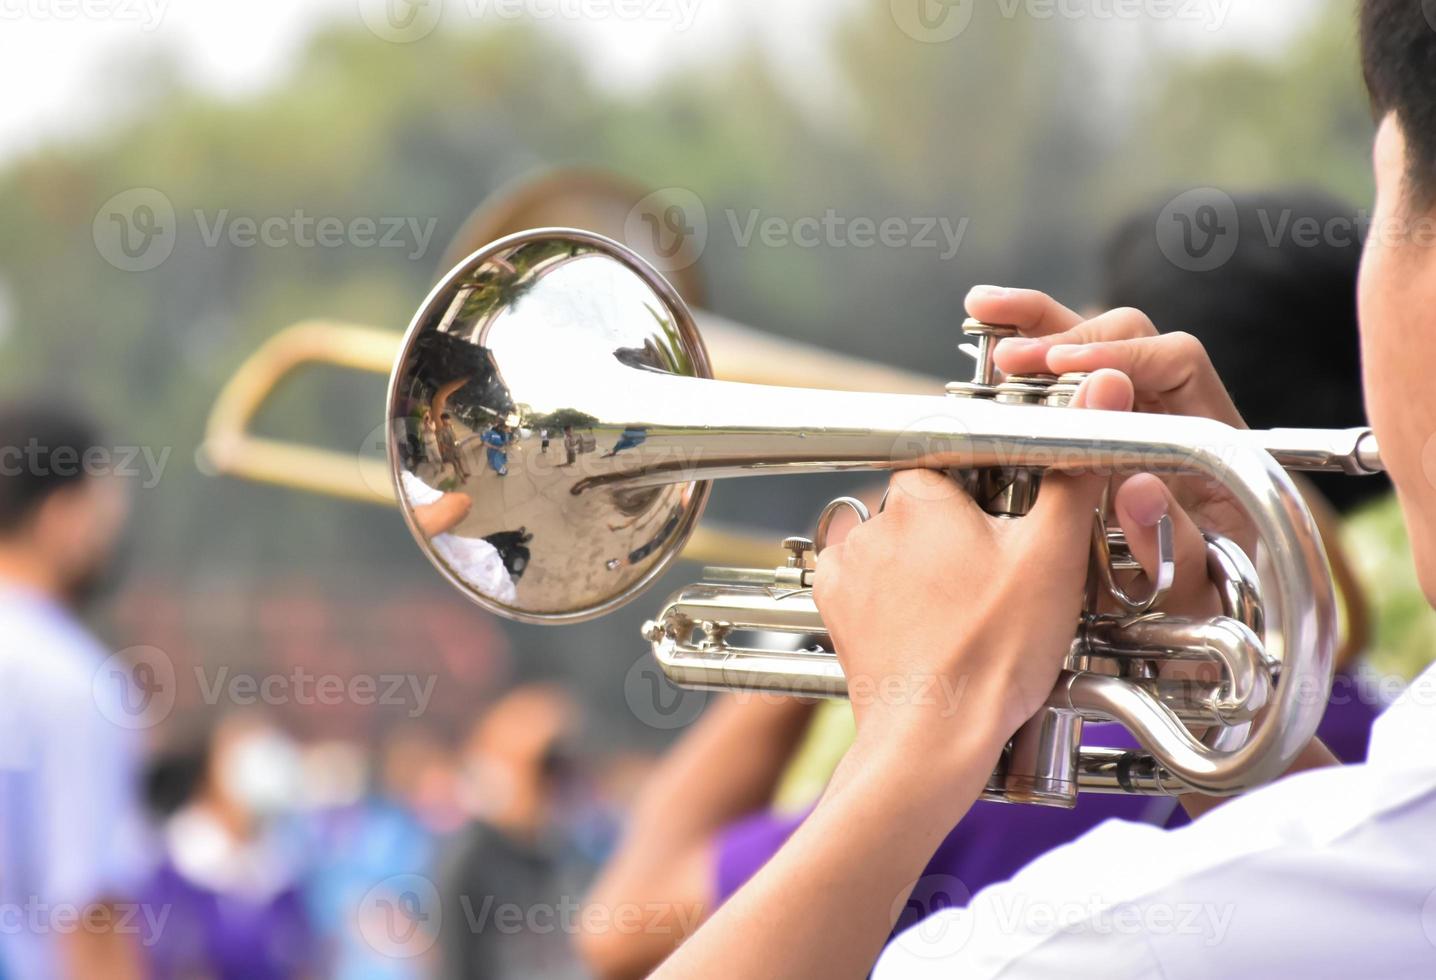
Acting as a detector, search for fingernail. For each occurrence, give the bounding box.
[1128,487,1169,528]
[970,284,1009,299]
[995,337,1043,355]
[1048,344,1082,360]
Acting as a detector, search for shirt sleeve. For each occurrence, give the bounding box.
[399,469,443,507]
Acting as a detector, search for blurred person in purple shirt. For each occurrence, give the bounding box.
[140,713,319,980]
[0,402,153,980]
[578,191,1389,978]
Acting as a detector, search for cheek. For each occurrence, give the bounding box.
[57,508,101,572]
[1360,237,1436,599]
[1359,239,1430,476]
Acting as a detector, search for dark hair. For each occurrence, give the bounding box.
[1360,0,1436,207]
[1102,189,1386,513]
[143,744,209,818]
[0,400,104,534]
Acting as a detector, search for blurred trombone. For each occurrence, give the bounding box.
[200,170,937,567]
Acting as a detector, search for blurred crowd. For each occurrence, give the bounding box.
[134,686,638,980]
[0,422,645,977]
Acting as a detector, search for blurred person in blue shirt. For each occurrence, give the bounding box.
[0,401,153,979]
[302,728,444,980]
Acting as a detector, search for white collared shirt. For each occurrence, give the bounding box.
[875,662,1436,979]
[0,586,152,980]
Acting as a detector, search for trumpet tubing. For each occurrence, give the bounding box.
[385,228,1382,806]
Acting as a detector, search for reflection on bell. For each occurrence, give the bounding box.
[387,229,713,624]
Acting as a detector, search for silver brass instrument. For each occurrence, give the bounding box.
[385,228,1382,807]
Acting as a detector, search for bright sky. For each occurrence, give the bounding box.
[0,0,1323,166]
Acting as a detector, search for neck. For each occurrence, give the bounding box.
[198,788,258,842]
[0,546,64,602]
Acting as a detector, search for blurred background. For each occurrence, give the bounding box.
[0,0,1418,976]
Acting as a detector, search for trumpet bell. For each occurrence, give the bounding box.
[386,228,713,623]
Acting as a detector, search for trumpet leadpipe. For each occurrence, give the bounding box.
[1255,427,1382,475]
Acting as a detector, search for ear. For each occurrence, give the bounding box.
[29,483,92,573]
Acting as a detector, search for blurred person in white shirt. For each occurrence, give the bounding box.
[0,401,152,980]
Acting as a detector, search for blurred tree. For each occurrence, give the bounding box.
[1120,1,1374,205]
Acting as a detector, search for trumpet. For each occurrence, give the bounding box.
[386,228,1382,807]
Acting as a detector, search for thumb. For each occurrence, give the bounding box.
[1112,474,1216,615]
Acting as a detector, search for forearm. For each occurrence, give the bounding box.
[581,695,816,977]
[603,695,816,868]
[652,721,1006,980]
[59,911,144,980]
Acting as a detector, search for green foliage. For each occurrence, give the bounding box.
[1121,3,1375,204]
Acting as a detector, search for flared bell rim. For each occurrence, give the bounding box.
[385,227,714,625]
